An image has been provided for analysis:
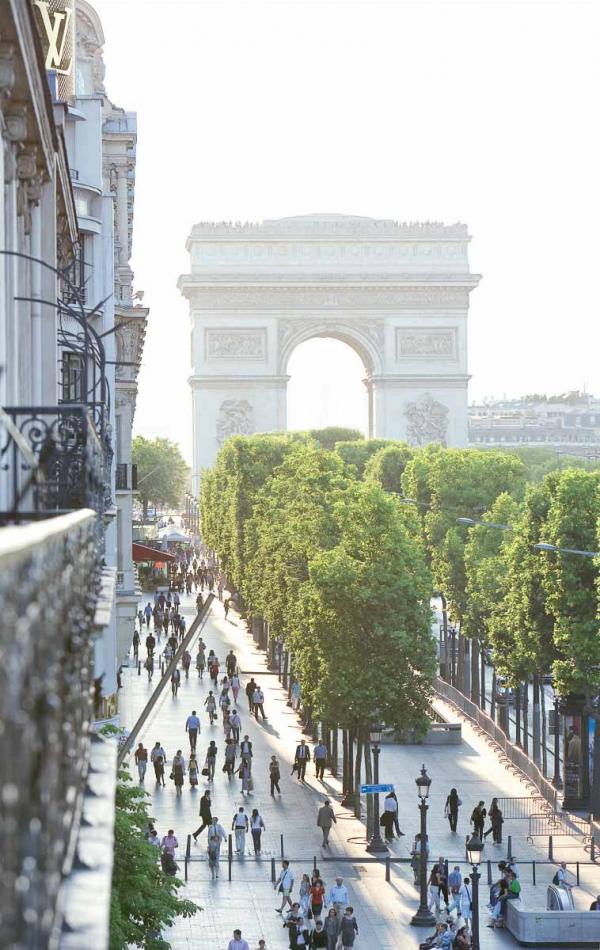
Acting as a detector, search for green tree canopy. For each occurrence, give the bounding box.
[364,443,414,492]
[334,439,391,478]
[132,437,189,520]
[307,426,363,450]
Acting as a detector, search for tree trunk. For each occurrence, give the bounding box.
[481,649,486,712]
[354,734,363,820]
[532,674,541,767]
[470,637,480,706]
[491,669,496,723]
[523,681,529,756]
[332,727,339,777]
[342,730,348,795]
[440,593,449,682]
[462,634,470,698]
[541,686,548,777]
[515,685,522,747]
[364,736,373,840]
[456,630,465,696]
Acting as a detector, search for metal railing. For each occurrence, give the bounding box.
[116,462,138,491]
[433,677,559,811]
[0,405,108,522]
[0,510,102,947]
[496,797,554,820]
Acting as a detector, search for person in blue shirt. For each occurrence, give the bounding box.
[185,710,201,751]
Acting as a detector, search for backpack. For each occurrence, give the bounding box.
[552,871,560,885]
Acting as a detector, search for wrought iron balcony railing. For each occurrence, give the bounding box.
[0,405,108,522]
[0,509,102,946]
[115,461,138,491]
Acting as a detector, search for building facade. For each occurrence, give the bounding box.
[180,214,480,490]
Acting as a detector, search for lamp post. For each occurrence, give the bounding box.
[466,833,483,950]
[410,764,435,927]
[366,722,388,854]
[552,694,563,789]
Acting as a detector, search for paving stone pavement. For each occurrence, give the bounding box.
[119,593,600,949]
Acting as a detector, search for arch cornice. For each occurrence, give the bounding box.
[278,319,382,376]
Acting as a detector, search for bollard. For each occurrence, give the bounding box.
[548,835,554,861]
[385,855,391,883]
[592,836,596,862]
[228,834,233,881]
[281,833,284,859]
[465,835,469,861]
[271,857,276,883]
[185,834,191,883]
[138,660,141,676]
[576,862,580,886]
[532,861,536,886]
[487,860,492,886]
[507,835,512,860]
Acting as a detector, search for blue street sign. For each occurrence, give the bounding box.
[360,783,394,794]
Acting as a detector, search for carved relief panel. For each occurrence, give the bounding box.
[205,328,266,361]
[395,328,457,361]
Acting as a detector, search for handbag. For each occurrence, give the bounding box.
[169,772,174,780]
[247,776,254,791]
[201,767,209,777]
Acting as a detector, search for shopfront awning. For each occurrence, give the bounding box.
[132,542,176,563]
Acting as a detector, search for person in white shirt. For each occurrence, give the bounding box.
[227,929,249,950]
[232,807,249,853]
[250,809,266,853]
[253,687,267,720]
[556,862,572,890]
[274,860,295,913]
[326,878,349,918]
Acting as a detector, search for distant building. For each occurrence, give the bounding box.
[469,392,600,456]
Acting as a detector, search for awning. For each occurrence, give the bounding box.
[132,542,176,564]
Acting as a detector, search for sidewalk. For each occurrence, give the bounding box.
[119,594,599,949]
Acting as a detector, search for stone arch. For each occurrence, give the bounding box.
[278,320,382,378]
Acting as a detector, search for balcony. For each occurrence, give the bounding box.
[0,405,108,523]
[115,462,137,491]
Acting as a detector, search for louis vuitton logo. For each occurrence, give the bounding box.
[34,1,73,75]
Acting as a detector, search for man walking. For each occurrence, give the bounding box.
[192,790,213,840]
[317,798,336,847]
[150,741,167,786]
[314,740,327,780]
[161,829,178,856]
[246,677,257,711]
[145,631,156,658]
[206,816,227,876]
[327,877,349,919]
[232,806,249,853]
[134,742,148,782]
[186,709,201,751]
[471,801,486,840]
[240,735,253,760]
[144,602,152,627]
[231,709,241,744]
[228,930,249,950]
[132,628,140,661]
[226,649,237,677]
[294,739,310,782]
[253,686,267,720]
[274,860,295,913]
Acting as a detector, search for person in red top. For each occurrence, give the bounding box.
[310,878,325,920]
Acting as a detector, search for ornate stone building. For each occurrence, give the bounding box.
[179,214,481,488]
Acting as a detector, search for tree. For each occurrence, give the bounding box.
[364,443,414,492]
[334,439,391,478]
[110,767,198,948]
[132,437,189,520]
[307,427,363,450]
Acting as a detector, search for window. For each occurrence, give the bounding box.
[61,351,84,402]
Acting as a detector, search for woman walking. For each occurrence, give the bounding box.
[206,740,217,782]
[339,908,358,949]
[269,755,281,796]
[324,909,339,950]
[188,753,199,789]
[196,647,205,678]
[485,798,503,845]
[224,738,236,780]
[250,809,265,853]
[204,691,217,725]
[171,749,186,797]
[310,876,325,920]
[444,787,461,833]
[237,758,252,796]
[299,873,311,917]
[231,672,241,703]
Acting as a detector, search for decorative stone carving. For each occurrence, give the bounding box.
[396,328,456,360]
[190,216,469,239]
[5,106,28,143]
[188,287,468,310]
[405,393,449,447]
[75,7,105,95]
[216,400,255,445]
[205,329,266,360]
[0,43,16,98]
[277,318,384,362]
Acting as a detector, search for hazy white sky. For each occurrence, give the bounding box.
[93,0,600,463]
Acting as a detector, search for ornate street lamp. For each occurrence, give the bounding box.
[366,722,388,854]
[410,764,435,927]
[466,833,484,950]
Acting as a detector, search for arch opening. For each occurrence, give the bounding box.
[286,337,370,436]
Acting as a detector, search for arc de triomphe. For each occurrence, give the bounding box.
[178,214,481,490]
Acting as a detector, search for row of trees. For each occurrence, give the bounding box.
[201,429,600,808]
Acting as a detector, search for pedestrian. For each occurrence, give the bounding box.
[313,740,328,780]
[324,909,339,950]
[161,829,178,856]
[226,649,237,677]
[237,758,252,795]
[310,920,327,949]
[291,680,301,711]
[232,806,249,853]
[145,654,154,681]
[253,685,267,720]
[427,861,444,914]
[179,615,187,639]
[195,592,204,611]
[206,817,227,878]
[147,827,160,848]
[192,790,212,840]
[188,752,199,788]
[171,749,186,796]
[196,646,205,678]
[444,788,461,833]
[182,649,192,679]
[339,907,358,948]
[240,735,253,760]
[553,861,573,892]
[186,709,201,751]
[484,797,503,845]
[231,709,241,744]
[134,742,148,782]
[299,873,311,917]
[150,742,167,786]
[205,740,217,782]
[171,667,181,696]
[380,797,395,841]
[269,755,281,795]
[246,677,257,710]
[294,739,310,781]
[317,798,337,847]
[219,686,232,717]
[223,708,233,740]
[310,876,325,919]
[458,876,473,932]
[132,628,140,660]
[144,602,152,627]
[447,865,463,915]
[283,904,306,949]
[326,877,349,919]
[231,673,241,703]
[470,801,486,840]
[224,737,236,779]
[250,809,265,853]
[228,929,249,950]
[209,656,220,687]
[589,895,600,910]
[256,941,267,950]
[224,596,231,619]
[204,691,217,724]
[274,859,295,913]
